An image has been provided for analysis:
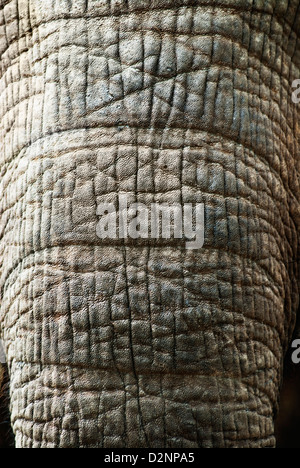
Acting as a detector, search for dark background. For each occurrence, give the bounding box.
[275,351,300,448]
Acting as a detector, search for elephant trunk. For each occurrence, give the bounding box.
[0,0,299,448]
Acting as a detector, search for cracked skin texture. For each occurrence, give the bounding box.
[0,0,299,448]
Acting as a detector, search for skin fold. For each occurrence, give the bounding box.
[0,0,299,448]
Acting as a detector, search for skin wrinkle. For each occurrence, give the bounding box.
[0,138,295,224]
[0,0,299,449]
[0,2,299,33]
[0,21,298,105]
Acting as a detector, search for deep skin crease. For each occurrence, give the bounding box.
[0,0,299,448]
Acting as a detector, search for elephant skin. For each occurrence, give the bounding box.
[0,0,299,448]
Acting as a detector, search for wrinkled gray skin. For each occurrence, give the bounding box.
[0,0,299,449]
